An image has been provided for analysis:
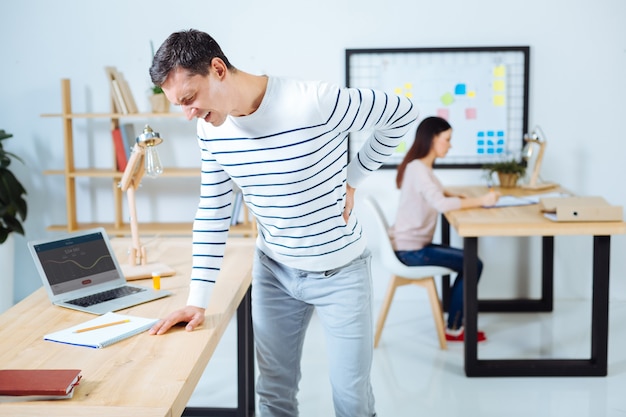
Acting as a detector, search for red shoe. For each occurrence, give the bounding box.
[445,327,487,342]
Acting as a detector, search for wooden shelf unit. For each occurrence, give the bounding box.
[41,78,256,238]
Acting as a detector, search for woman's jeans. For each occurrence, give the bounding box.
[252,248,376,417]
[395,244,483,330]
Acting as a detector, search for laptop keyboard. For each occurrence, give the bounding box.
[66,286,145,307]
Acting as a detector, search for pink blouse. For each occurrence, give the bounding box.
[390,160,461,251]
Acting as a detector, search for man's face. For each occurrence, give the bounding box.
[161,66,230,127]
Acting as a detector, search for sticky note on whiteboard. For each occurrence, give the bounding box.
[441,92,454,106]
[493,80,505,91]
[493,95,505,106]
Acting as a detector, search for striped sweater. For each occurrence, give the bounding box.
[187,76,419,308]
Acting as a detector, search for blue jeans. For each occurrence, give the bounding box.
[395,244,483,330]
[252,248,376,417]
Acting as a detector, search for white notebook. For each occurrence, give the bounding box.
[44,312,158,349]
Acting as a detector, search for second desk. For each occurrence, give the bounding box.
[442,186,625,377]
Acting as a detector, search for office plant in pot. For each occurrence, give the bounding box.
[483,159,526,188]
[149,84,170,113]
[0,129,27,312]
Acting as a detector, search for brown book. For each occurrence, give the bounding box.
[0,369,82,397]
[112,127,128,171]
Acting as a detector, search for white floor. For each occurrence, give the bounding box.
[187,296,626,417]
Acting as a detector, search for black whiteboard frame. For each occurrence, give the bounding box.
[345,46,530,169]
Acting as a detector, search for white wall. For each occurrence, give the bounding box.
[1,0,625,305]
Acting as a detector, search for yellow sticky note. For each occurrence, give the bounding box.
[493,80,505,91]
[404,82,413,90]
[396,141,406,153]
[494,65,506,77]
[493,95,505,106]
[468,90,476,98]
[394,87,402,95]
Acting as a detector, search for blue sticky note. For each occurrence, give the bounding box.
[455,84,466,95]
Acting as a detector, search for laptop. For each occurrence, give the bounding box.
[28,228,172,315]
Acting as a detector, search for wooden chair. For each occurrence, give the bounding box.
[364,196,454,350]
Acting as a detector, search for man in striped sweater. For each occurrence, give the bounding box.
[148,29,418,417]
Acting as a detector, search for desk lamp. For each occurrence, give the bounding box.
[521,126,557,191]
[118,125,175,280]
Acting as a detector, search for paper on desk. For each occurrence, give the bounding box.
[483,195,535,208]
[44,312,158,349]
[483,191,572,208]
[523,191,572,204]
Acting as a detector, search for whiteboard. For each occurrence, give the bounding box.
[345,47,530,168]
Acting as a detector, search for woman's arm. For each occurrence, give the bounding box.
[458,191,499,208]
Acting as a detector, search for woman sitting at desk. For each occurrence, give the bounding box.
[389,116,499,342]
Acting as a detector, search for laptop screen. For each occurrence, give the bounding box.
[32,231,120,295]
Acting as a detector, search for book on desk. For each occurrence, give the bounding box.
[0,369,82,401]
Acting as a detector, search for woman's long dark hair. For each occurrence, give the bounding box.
[395,116,451,188]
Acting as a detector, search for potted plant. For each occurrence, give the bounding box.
[483,159,526,188]
[0,129,27,243]
[149,84,170,113]
[0,129,27,312]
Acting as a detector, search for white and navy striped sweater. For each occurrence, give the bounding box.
[187,77,419,308]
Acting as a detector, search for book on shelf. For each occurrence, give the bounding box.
[111,79,129,114]
[104,66,137,114]
[43,312,158,349]
[0,369,82,400]
[104,67,125,114]
[111,127,128,171]
[120,123,137,160]
[115,72,138,114]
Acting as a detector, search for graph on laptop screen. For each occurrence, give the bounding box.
[33,232,119,295]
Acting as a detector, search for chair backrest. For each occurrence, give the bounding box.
[364,196,398,263]
[364,196,454,278]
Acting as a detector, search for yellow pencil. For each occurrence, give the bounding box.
[73,319,131,333]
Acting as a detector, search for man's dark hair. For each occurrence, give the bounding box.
[149,29,234,86]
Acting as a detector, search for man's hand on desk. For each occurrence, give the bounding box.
[149,306,206,335]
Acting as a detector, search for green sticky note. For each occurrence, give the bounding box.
[440,92,454,106]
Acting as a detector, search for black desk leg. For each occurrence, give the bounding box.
[591,235,610,375]
[463,237,480,375]
[440,216,451,312]
[184,288,256,416]
[464,235,611,377]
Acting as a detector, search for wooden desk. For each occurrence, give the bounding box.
[0,237,256,417]
[442,186,626,377]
